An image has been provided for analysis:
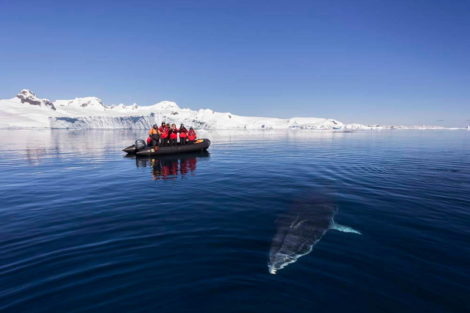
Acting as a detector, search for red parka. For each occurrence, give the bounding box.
[169,128,178,140]
[188,129,197,141]
[160,126,169,139]
[179,127,188,138]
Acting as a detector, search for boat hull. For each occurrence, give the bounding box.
[123,139,211,156]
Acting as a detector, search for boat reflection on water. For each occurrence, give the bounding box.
[131,151,210,180]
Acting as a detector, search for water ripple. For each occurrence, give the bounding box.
[0,130,469,313]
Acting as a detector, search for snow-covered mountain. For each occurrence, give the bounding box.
[0,89,457,130]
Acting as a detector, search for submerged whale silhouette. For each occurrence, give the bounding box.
[268,196,360,274]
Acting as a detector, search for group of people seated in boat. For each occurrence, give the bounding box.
[147,122,197,147]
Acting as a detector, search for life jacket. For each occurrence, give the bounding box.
[188,129,196,141]
[149,128,158,135]
[146,137,152,144]
[160,127,169,139]
[179,127,188,138]
[169,128,178,139]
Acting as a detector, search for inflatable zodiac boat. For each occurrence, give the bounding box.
[123,139,211,156]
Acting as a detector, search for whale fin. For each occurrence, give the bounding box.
[331,223,361,235]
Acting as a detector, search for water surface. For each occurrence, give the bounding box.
[1,130,469,313]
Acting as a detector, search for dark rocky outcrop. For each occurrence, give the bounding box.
[16,89,56,110]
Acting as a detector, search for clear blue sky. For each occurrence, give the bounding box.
[1,0,469,126]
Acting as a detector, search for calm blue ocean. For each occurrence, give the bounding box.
[0,130,469,313]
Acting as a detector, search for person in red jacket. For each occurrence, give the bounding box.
[159,122,169,146]
[179,124,188,145]
[169,124,178,145]
[187,127,197,143]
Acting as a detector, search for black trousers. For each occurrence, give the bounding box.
[150,135,160,147]
[160,137,169,146]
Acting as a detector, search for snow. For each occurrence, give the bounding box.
[146,101,180,111]
[55,97,106,110]
[0,89,462,130]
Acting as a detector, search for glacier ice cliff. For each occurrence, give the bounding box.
[0,89,459,130]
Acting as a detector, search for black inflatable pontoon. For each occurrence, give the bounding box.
[123,139,211,156]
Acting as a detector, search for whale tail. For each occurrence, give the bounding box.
[331,222,361,235]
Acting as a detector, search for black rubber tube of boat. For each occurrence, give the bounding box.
[123,139,211,156]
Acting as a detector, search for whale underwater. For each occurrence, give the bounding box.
[268,196,361,274]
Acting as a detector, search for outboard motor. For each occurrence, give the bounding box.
[135,139,146,151]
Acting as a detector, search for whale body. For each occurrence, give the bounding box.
[268,196,360,274]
